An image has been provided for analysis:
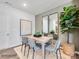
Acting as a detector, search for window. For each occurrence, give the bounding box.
[43,16,48,33]
[49,13,58,33]
[43,13,58,34]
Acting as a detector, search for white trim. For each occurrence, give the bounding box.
[75,51,79,54]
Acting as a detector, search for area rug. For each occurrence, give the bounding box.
[0,48,19,59]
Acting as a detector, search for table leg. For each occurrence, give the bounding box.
[42,43,45,59]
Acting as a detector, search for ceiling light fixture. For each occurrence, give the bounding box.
[23,3,27,7]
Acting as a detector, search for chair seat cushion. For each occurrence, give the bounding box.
[46,45,55,52]
[36,42,51,48]
[34,46,41,51]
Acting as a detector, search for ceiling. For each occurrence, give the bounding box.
[0,0,72,15]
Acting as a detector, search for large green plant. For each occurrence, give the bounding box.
[60,5,79,43]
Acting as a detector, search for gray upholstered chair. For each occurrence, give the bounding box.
[45,39,62,59]
[28,39,41,59]
[21,36,30,59]
[27,39,53,59]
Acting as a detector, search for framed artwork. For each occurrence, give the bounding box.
[20,19,32,36]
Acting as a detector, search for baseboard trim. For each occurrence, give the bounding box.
[0,44,22,51]
[75,51,79,54]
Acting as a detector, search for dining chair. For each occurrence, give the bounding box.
[28,39,52,59]
[35,39,52,48]
[28,39,41,59]
[21,36,30,58]
[45,39,62,59]
[28,38,55,59]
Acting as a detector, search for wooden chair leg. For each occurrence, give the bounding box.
[27,46,30,59]
[24,43,27,56]
[32,48,35,59]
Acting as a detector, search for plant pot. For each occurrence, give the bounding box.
[33,35,42,37]
[62,42,75,56]
[53,34,58,40]
[44,33,48,36]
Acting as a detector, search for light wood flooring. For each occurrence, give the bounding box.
[14,45,78,59]
[0,48,19,59]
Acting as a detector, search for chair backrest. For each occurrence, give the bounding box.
[21,34,32,44]
[22,37,28,44]
[54,39,61,53]
[28,39,36,48]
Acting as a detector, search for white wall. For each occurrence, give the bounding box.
[0,3,35,50]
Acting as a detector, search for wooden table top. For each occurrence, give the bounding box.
[22,35,53,43]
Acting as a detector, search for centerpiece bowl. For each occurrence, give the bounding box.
[33,32,42,37]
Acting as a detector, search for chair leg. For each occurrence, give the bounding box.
[21,43,24,52]
[56,51,58,59]
[59,49,62,59]
[49,51,50,54]
[24,43,27,56]
[44,48,46,59]
[32,48,35,59]
[27,46,30,59]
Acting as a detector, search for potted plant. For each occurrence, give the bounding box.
[50,30,55,34]
[50,30,58,40]
[34,32,42,37]
[43,32,48,36]
[60,5,79,43]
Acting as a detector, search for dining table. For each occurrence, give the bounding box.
[22,35,53,59]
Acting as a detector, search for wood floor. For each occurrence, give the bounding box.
[0,48,19,59]
[14,46,78,59]
[0,45,78,59]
